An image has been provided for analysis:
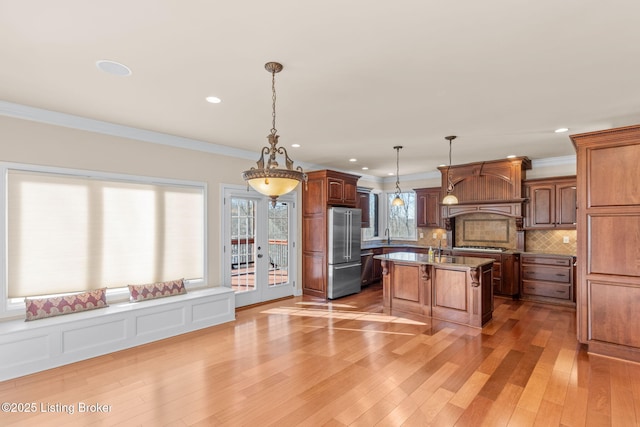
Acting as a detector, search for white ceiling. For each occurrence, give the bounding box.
[2,1,640,179]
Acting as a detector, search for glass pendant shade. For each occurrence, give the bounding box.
[442,193,459,205]
[391,194,404,206]
[244,170,306,205]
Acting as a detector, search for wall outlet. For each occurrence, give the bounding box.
[432,233,438,239]
[419,232,424,238]
[563,236,570,244]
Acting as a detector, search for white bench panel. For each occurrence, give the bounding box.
[0,287,235,381]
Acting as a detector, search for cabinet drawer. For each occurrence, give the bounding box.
[521,255,571,266]
[522,266,571,284]
[522,280,571,300]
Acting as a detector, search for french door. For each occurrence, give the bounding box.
[222,186,296,307]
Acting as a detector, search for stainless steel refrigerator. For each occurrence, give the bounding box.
[327,207,362,299]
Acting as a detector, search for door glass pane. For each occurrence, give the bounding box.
[231,198,255,293]
[268,201,289,287]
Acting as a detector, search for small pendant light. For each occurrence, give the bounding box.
[391,146,405,207]
[442,136,459,205]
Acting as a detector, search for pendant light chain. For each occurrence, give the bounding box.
[270,69,277,136]
[391,146,405,206]
[445,136,457,193]
[447,139,454,192]
[396,147,401,192]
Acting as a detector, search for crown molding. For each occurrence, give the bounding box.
[0,101,576,182]
[530,155,576,167]
[0,100,262,161]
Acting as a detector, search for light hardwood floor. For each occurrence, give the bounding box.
[1,283,639,426]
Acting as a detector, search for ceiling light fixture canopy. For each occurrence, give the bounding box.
[442,135,459,205]
[391,146,405,207]
[242,61,307,206]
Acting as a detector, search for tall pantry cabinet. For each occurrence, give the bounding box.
[302,170,360,299]
[571,124,640,362]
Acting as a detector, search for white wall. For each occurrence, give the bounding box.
[0,111,577,292]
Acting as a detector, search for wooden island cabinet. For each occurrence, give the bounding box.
[376,252,494,328]
[571,124,640,362]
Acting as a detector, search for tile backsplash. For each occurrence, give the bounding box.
[525,229,576,255]
[415,228,448,248]
[380,213,577,256]
[454,213,517,249]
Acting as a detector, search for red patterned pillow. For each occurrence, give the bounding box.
[128,279,186,302]
[25,287,108,321]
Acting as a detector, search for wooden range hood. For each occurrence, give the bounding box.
[437,157,532,250]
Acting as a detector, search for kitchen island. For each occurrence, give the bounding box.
[374,252,494,328]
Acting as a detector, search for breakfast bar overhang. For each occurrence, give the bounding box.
[374,252,494,328]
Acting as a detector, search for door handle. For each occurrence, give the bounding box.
[334,263,362,270]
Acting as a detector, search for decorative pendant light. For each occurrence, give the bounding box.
[391,146,405,207]
[242,62,307,206]
[442,135,459,205]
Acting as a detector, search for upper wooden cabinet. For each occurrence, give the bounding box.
[414,187,441,228]
[571,124,640,363]
[356,191,370,228]
[320,171,358,206]
[524,176,576,229]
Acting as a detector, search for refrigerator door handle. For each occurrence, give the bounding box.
[346,210,351,260]
[333,262,362,270]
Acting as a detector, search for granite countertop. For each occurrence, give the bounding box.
[362,242,574,257]
[373,251,495,268]
[361,242,431,250]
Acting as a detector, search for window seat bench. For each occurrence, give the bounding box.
[0,287,235,382]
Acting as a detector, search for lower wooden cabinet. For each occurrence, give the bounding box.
[450,250,519,297]
[520,253,575,306]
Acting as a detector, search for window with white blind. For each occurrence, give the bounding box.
[2,165,206,307]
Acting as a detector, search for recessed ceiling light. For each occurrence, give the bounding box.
[438,164,446,167]
[507,154,517,158]
[291,144,300,148]
[96,59,132,76]
[554,127,569,133]
[362,167,369,170]
[388,172,394,176]
[349,158,357,162]
[206,96,221,104]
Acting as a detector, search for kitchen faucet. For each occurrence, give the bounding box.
[384,227,391,244]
